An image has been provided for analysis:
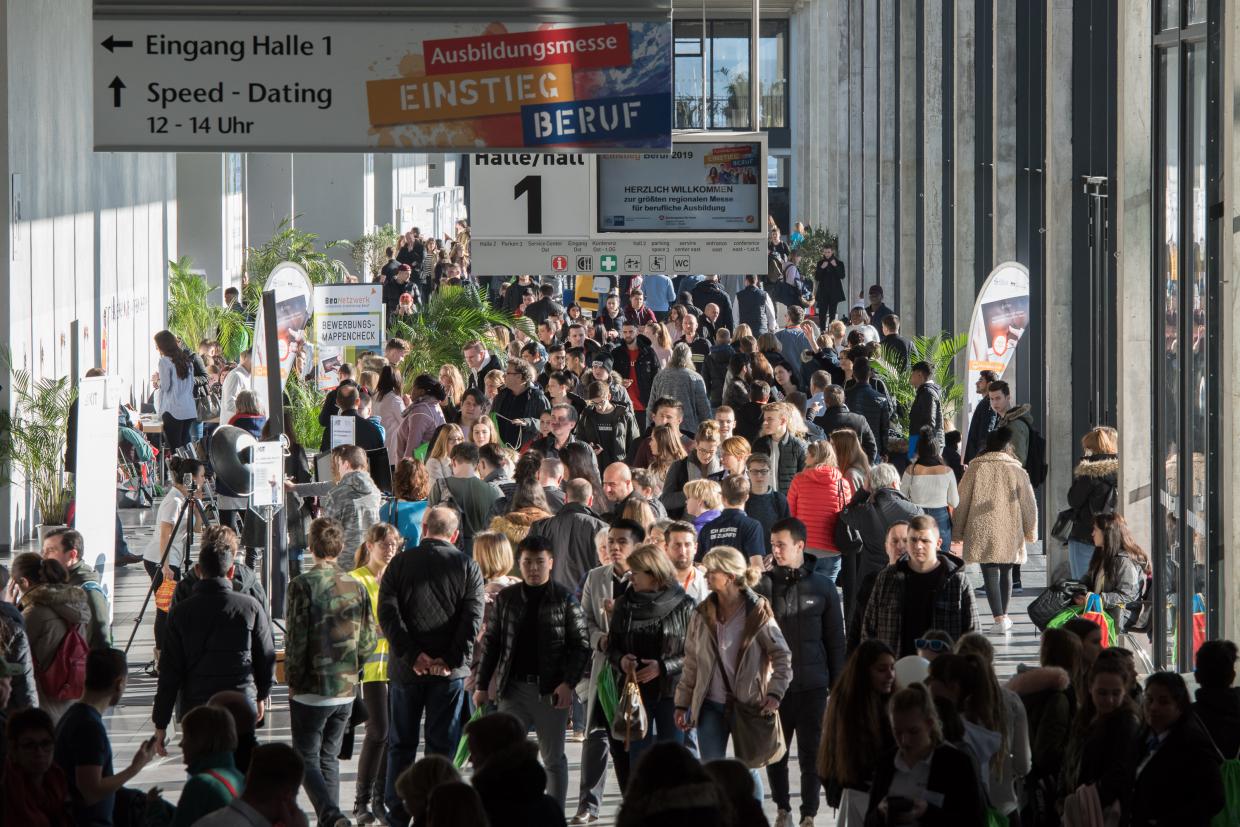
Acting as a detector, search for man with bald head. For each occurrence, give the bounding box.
[603,462,667,521]
[378,504,485,824]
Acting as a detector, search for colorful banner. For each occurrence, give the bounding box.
[364,21,671,150]
[965,261,1031,422]
[251,262,314,416]
[314,284,386,391]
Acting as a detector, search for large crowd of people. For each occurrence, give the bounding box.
[0,229,1233,827]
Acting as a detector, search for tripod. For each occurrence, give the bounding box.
[123,476,208,657]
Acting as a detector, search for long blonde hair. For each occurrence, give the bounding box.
[429,424,464,460]
[438,364,464,407]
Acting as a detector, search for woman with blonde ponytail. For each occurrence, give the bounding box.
[673,546,792,800]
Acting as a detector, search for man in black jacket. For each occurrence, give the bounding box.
[835,464,924,614]
[908,360,945,453]
[463,340,504,390]
[152,534,275,755]
[815,385,879,462]
[525,283,565,326]
[610,324,660,426]
[475,535,590,811]
[529,479,608,596]
[879,314,914,371]
[964,369,999,462]
[378,506,485,824]
[844,360,892,454]
[690,274,735,332]
[755,517,846,827]
[703,328,736,407]
[491,358,550,448]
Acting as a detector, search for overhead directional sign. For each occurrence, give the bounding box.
[92,19,672,151]
[468,133,768,276]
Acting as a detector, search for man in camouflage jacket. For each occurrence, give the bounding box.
[286,517,377,827]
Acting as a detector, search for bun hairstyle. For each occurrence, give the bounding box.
[12,552,70,587]
[168,456,206,482]
[700,546,762,589]
[413,374,447,402]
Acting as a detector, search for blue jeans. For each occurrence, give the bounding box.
[626,693,685,772]
[810,550,842,583]
[1068,539,1095,581]
[696,700,764,801]
[384,679,466,826]
[925,506,952,550]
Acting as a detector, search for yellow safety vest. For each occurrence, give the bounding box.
[350,566,390,683]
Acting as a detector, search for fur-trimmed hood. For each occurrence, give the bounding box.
[1074,453,1119,479]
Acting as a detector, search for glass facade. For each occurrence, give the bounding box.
[1152,5,1218,671]
[673,19,788,133]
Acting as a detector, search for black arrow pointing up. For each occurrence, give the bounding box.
[109,76,126,107]
[102,35,134,52]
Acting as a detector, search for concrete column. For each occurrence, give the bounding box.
[373,153,394,230]
[176,154,224,287]
[848,0,864,291]
[952,0,976,328]
[1223,2,1240,640]
[922,2,944,334]
[292,154,367,268]
[897,0,920,323]
[1113,2,1153,557]
[1041,0,1076,579]
[829,0,851,248]
[877,0,898,290]
[992,0,1018,263]
[245,153,293,247]
[861,1,879,284]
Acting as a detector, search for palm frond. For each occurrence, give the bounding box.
[244,217,348,310]
[0,348,76,523]
[167,257,251,358]
[285,374,326,450]
[872,332,969,437]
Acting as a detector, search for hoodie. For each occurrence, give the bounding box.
[702,343,735,407]
[323,471,382,569]
[997,403,1034,464]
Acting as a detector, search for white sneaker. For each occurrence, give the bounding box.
[991,616,1013,633]
[774,811,793,827]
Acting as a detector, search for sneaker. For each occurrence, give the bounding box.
[800,818,817,827]
[775,810,793,827]
[992,617,1013,634]
[569,813,599,825]
[329,817,353,827]
[568,730,587,743]
[1012,584,1024,595]
[352,807,376,826]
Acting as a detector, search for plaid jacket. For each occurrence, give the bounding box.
[862,554,978,655]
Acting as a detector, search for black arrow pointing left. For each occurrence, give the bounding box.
[109,76,126,107]
[102,35,134,52]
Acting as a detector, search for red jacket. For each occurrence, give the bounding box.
[787,464,854,552]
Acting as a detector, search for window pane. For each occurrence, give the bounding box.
[675,54,705,128]
[1187,0,1206,25]
[1160,0,1179,30]
[709,22,751,128]
[759,21,787,128]
[1185,41,1209,651]
[1157,46,1179,666]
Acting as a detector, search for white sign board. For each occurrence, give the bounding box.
[92,19,672,152]
[468,133,767,276]
[74,376,122,620]
[331,415,357,449]
[249,441,286,513]
[315,284,385,390]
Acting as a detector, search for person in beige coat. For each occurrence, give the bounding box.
[11,553,91,723]
[674,545,792,801]
[953,427,1037,633]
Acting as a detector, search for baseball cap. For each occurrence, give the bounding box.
[398,263,412,272]
[592,354,614,370]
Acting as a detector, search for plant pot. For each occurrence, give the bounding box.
[37,524,67,545]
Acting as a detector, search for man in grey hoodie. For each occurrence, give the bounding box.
[288,444,381,570]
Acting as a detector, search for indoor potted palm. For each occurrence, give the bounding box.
[0,352,77,541]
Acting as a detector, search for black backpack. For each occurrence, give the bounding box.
[1024,426,1048,489]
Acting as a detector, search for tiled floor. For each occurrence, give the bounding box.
[11,504,1055,826]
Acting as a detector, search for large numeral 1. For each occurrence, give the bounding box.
[514,174,542,234]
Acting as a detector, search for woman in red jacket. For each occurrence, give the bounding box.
[787,440,853,583]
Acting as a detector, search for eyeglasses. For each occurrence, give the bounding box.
[915,638,951,653]
[748,468,771,475]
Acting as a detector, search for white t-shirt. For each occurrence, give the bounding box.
[144,488,197,569]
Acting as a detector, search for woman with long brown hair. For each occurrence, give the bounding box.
[647,423,689,492]
[831,428,872,492]
[154,330,200,451]
[1075,512,1150,629]
[819,639,897,825]
[382,458,431,550]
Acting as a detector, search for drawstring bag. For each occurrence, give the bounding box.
[453,706,487,768]
[597,663,619,728]
[611,662,648,749]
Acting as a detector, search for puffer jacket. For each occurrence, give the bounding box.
[477,580,590,696]
[21,583,90,718]
[703,344,735,407]
[153,577,276,728]
[786,464,853,552]
[673,588,792,721]
[378,537,484,686]
[489,506,554,548]
[648,367,713,433]
[1066,453,1118,542]
[606,585,695,700]
[752,431,809,494]
[0,602,37,710]
[954,450,1038,565]
[754,560,846,693]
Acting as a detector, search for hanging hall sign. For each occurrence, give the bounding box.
[92,19,672,151]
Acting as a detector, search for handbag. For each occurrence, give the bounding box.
[195,388,221,421]
[611,662,649,749]
[708,619,786,769]
[1028,580,1088,630]
[1046,595,1116,648]
[1051,508,1076,543]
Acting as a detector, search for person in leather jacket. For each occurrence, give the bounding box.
[475,535,590,812]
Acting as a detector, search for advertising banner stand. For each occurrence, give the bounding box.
[314,284,386,391]
[73,375,122,618]
[964,261,1031,423]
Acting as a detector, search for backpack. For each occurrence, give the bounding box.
[1023,426,1048,489]
[36,624,90,701]
[765,253,787,285]
[1206,730,1240,827]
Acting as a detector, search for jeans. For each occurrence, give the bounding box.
[625,693,685,772]
[925,506,953,550]
[1068,539,1095,580]
[696,700,764,801]
[356,682,389,811]
[289,700,351,827]
[571,689,586,735]
[809,549,842,583]
[981,562,1015,617]
[384,678,465,826]
[498,680,571,810]
[161,413,196,453]
[766,688,828,817]
[577,699,630,815]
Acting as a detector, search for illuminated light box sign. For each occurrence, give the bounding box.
[93,19,671,151]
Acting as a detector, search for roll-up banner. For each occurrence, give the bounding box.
[964,262,1031,422]
[250,262,314,417]
[74,375,123,618]
[314,284,386,391]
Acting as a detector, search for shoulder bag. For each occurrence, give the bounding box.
[611,661,648,748]
[707,615,786,769]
